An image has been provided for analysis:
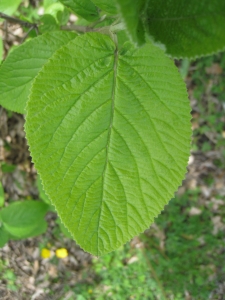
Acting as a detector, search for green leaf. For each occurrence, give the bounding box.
[0,0,23,16]
[0,182,4,207]
[39,14,60,33]
[145,0,225,58]
[91,0,117,14]
[0,31,77,113]
[0,226,9,248]
[8,221,47,240]
[59,0,99,21]
[117,30,130,49]
[44,0,58,10]
[25,33,191,256]
[45,2,64,19]
[114,0,148,47]
[57,8,70,25]
[0,200,48,239]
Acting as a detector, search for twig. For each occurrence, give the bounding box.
[21,26,36,42]
[0,12,39,40]
[0,12,37,29]
[61,22,124,34]
[60,24,99,33]
[61,24,114,37]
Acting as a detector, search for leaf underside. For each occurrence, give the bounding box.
[91,0,117,14]
[25,33,191,256]
[59,0,99,21]
[146,0,225,58]
[115,0,147,47]
[0,32,77,113]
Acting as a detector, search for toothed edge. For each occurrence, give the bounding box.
[24,35,192,257]
[146,33,225,61]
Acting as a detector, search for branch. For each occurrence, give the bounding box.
[0,12,38,32]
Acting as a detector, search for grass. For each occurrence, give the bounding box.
[188,52,225,153]
[0,259,20,292]
[143,191,225,299]
[66,190,224,299]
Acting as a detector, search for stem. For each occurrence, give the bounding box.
[60,24,98,33]
[60,24,112,36]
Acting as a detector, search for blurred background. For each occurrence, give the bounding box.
[0,1,225,299]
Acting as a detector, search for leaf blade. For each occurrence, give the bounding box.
[145,0,225,58]
[114,0,148,47]
[91,0,117,14]
[25,33,191,255]
[0,201,48,239]
[0,31,77,113]
[59,0,99,21]
[0,0,23,15]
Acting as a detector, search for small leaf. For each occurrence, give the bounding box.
[145,0,225,58]
[25,33,191,255]
[9,221,48,240]
[0,31,77,113]
[0,0,23,16]
[39,14,60,33]
[91,0,117,14]
[57,8,70,25]
[59,0,99,21]
[114,0,148,47]
[0,201,48,239]
[44,2,64,19]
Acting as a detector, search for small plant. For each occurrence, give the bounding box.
[0,197,48,247]
[0,1,225,255]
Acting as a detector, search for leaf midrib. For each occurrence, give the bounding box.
[97,46,119,254]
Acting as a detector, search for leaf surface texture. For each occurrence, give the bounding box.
[115,0,147,46]
[91,0,117,14]
[25,33,191,255]
[0,32,76,113]
[146,0,225,58]
[59,0,99,21]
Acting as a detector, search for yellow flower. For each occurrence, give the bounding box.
[41,248,51,259]
[55,248,68,258]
